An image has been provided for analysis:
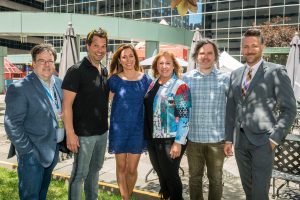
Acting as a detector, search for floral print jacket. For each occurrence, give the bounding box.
[147,74,191,144]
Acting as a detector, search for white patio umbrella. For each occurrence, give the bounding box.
[286,32,300,101]
[59,22,80,80]
[187,27,202,71]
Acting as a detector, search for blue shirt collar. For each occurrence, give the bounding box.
[193,67,218,76]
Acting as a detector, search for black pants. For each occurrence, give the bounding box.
[147,138,186,200]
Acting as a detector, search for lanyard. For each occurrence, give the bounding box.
[44,85,60,110]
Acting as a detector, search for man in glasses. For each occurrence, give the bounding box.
[62,28,109,200]
[5,43,63,200]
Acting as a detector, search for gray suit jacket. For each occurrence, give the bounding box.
[225,61,297,146]
[4,72,63,167]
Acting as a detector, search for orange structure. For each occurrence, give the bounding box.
[135,44,188,61]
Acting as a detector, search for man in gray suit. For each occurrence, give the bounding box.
[224,29,297,200]
[5,44,63,200]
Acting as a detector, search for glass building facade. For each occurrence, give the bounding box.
[44,0,300,60]
[0,0,44,54]
[202,0,300,59]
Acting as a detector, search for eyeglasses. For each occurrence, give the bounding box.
[36,59,55,65]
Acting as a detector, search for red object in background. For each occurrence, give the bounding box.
[4,57,25,79]
[135,44,188,61]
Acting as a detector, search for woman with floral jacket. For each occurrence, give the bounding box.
[144,51,191,200]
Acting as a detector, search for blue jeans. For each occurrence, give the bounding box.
[17,145,59,200]
[68,132,107,200]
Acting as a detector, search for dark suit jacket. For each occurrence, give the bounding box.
[4,72,63,167]
[225,61,297,146]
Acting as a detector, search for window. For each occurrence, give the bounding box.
[142,10,151,18]
[75,3,82,14]
[217,29,228,39]
[90,2,97,15]
[217,39,229,51]
[172,16,183,28]
[271,0,284,6]
[98,1,106,14]
[45,0,53,7]
[54,0,60,6]
[133,0,141,10]
[124,0,132,11]
[285,0,300,4]
[229,28,242,38]
[142,0,150,9]
[68,4,74,13]
[257,1,269,7]
[182,15,189,29]
[243,0,256,9]
[152,18,162,23]
[228,39,240,55]
[230,11,242,27]
[217,12,229,28]
[257,8,270,25]
[115,0,123,13]
[115,12,124,18]
[172,7,179,16]
[218,1,229,11]
[106,0,115,13]
[61,5,67,13]
[152,0,161,8]
[284,6,299,24]
[133,10,141,19]
[162,0,170,7]
[230,0,242,10]
[204,30,214,39]
[243,9,255,27]
[161,7,171,17]
[124,12,132,19]
[54,6,60,13]
[82,3,89,14]
[61,0,67,5]
[270,7,283,22]
[152,8,161,18]
[205,13,217,29]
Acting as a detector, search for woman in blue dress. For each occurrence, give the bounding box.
[108,44,151,200]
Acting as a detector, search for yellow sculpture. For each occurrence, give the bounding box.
[171,0,198,16]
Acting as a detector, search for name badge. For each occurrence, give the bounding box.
[56,113,64,128]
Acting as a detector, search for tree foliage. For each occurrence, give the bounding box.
[255,16,298,47]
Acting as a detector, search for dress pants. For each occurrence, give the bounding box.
[235,131,274,200]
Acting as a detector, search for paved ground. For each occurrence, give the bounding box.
[0,94,299,200]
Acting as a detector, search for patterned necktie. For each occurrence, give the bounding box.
[241,68,252,97]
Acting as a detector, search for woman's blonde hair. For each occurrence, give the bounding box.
[109,44,142,76]
[151,51,183,78]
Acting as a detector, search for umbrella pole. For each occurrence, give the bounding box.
[0,46,7,94]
